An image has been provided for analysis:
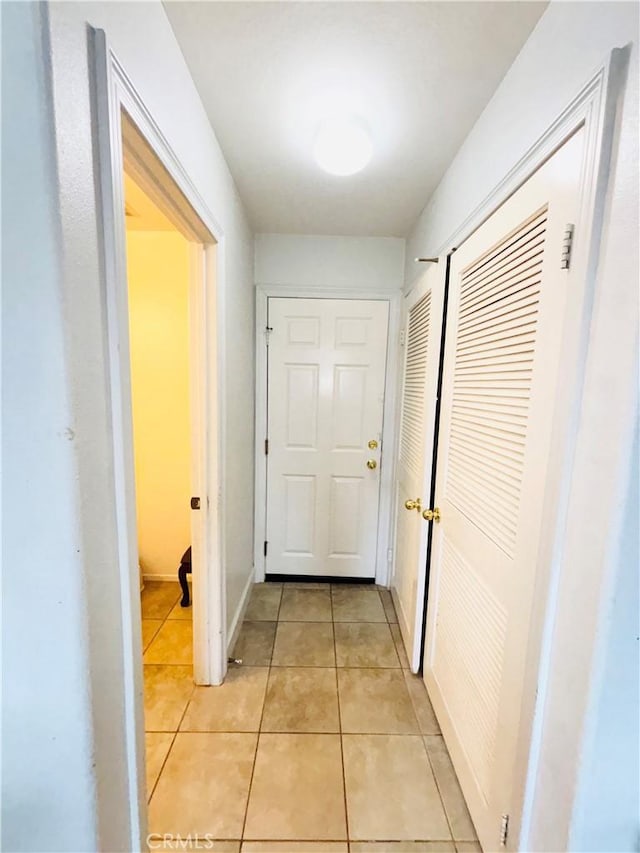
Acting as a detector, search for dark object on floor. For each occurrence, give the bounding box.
[178,547,192,607]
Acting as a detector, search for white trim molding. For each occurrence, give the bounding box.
[226,568,255,659]
[253,284,402,587]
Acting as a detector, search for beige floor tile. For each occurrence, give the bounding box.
[272,622,335,667]
[145,732,174,799]
[144,665,194,731]
[378,589,399,624]
[425,736,477,840]
[262,667,339,732]
[283,582,332,590]
[142,619,164,652]
[144,620,193,665]
[242,844,347,852]
[233,621,277,666]
[245,584,282,620]
[180,667,269,732]
[390,624,410,669]
[404,672,440,735]
[331,588,386,622]
[350,844,455,853]
[455,844,481,853]
[167,600,193,620]
[142,581,182,620]
[334,623,399,668]
[278,588,332,622]
[148,732,256,838]
[342,734,450,841]
[244,733,346,840]
[338,669,418,734]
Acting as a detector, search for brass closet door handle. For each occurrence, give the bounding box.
[404,498,422,512]
[366,459,377,470]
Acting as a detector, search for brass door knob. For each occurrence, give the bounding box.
[368,439,379,449]
[366,459,377,470]
[404,498,422,512]
[422,507,441,522]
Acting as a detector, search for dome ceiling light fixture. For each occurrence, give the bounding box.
[313,115,373,176]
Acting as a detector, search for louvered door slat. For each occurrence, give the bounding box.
[399,292,432,479]
[446,210,547,557]
[460,209,547,290]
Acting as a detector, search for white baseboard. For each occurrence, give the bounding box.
[391,585,416,672]
[142,573,192,583]
[226,569,255,658]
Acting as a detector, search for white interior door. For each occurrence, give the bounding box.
[266,298,389,579]
[423,129,585,850]
[391,263,444,670]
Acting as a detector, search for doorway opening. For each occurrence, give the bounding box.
[123,169,196,752]
[119,119,219,816]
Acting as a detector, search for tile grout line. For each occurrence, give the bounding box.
[239,583,283,843]
[332,587,351,846]
[144,586,194,807]
[147,677,197,806]
[423,735,458,848]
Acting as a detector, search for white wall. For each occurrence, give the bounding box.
[404,2,639,849]
[570,423,639,852]
[2,4,98,851]
[3,1,255,850]
[255,233,405,291]
[405,1,639,281]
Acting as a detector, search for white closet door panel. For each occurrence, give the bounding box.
[392,264,445,670]
[424,129,585,851]
[266,298,389,578]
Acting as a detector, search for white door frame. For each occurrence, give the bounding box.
[254,285,402,585]
[414,48,632,850]
[92,27,227,848]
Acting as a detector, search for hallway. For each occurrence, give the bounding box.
[142,582,479,850]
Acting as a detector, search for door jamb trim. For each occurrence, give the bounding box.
[91,27,227,850]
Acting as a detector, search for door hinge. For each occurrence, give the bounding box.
[399,328,406,347]
[265,325,273,345]
[263,540,268,557]
[561,223,574,269]
[265,438,269,455]
[500,813,509,846]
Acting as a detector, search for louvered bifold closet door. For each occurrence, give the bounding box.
[392,263,444,671]
[423,130,585,851]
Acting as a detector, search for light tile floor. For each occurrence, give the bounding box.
[142,581,479,853]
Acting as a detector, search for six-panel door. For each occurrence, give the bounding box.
[266,298,389,578]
